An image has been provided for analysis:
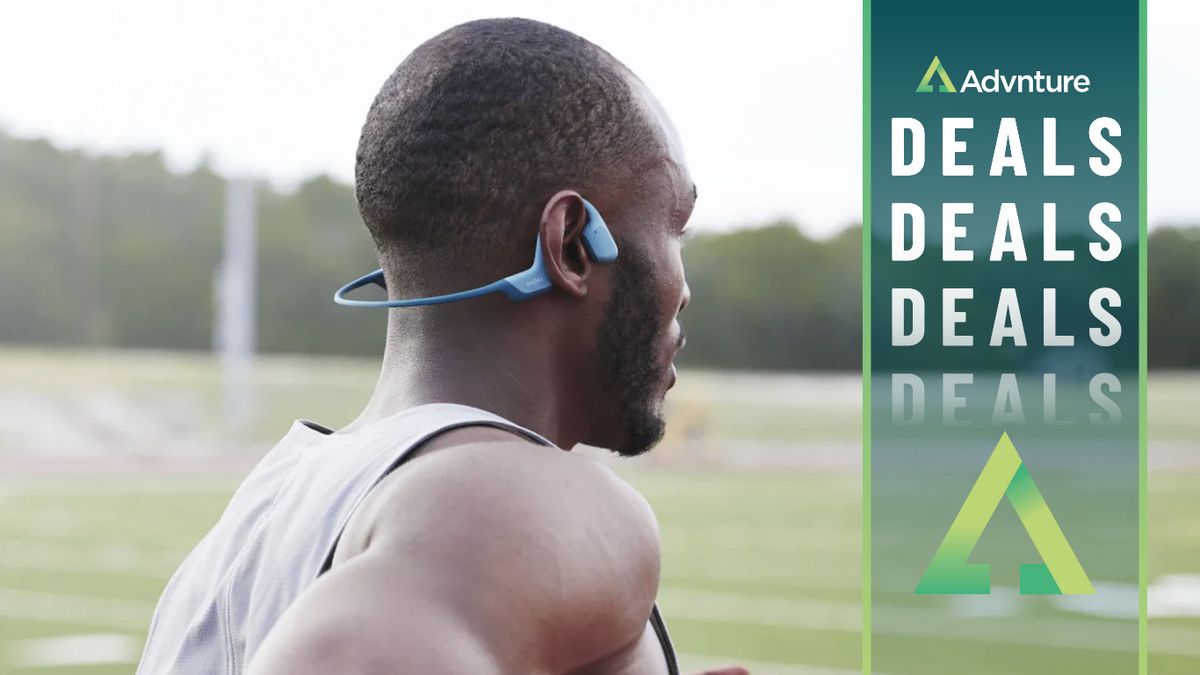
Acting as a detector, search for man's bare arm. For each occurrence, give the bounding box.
[247,441,661,674]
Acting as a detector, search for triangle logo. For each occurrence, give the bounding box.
[916,55,957,93]
[915,432,1094,595]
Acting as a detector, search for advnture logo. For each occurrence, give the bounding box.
[916,55,1091,94]
[915,433,1095,595]
[916,55,957,93]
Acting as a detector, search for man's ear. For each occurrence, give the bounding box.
[539,190,593,299]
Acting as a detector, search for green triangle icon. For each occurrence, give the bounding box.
[916,55,957,93]
[915,433,1094,595]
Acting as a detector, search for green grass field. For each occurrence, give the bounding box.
[0,348,1196,674]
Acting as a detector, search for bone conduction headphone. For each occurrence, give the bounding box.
[334,199,618,308]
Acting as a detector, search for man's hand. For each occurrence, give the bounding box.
[691,668,749,675]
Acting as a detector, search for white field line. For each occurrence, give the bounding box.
[664,526,859,556]
[660,587,861,631]
[0,539,183,577]
[7,633,141,667]
[1148,574,1200,618]
[659,587,1200,657]
[0,511,199,544]
[0,589,153,630]
[679,653,882,675]
[667,570,861,594]
[0,481,236,497]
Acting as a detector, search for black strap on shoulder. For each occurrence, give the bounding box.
[318,419,547,576]
[649,603,680,675]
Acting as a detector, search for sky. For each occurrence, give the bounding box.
[0,0,1196,235]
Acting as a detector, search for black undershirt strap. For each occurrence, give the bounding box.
[650,603,680,675]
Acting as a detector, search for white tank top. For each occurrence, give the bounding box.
[137,403,678,674]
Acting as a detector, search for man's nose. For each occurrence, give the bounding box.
[679,280,691,313]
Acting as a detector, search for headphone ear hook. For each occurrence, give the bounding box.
[334,198,617,308]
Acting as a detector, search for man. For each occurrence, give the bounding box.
[139,17,746,675]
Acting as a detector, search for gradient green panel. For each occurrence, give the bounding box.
[867,1,1142,673]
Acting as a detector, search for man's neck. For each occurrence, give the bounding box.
[341,308,583,448]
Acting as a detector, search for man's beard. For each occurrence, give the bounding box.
[596,249,675,457]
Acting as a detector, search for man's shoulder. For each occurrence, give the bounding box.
[342,440,662,669]
[369,439,659,556]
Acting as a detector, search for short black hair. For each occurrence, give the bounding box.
[355,18,656,286]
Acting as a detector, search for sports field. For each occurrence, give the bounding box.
[0,348,1196,674]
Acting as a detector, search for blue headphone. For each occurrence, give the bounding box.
[335,199,618,308]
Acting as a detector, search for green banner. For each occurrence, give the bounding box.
[864,1,1146,673]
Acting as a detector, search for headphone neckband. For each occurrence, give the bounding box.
[334,199,617,308]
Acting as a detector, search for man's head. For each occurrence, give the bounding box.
[355,18,694,456]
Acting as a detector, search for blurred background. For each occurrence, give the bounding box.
[0,1,1197,673]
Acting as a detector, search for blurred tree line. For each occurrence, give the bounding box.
[1,131,1197,370]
